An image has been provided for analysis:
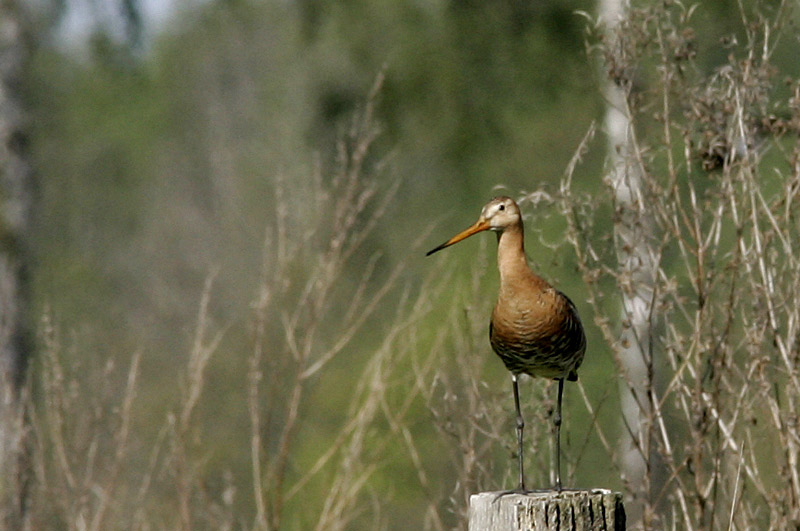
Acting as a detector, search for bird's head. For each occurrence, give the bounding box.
[426,196,521,256]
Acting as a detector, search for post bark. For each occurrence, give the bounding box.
[468,490,625,531]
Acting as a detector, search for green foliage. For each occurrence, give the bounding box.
[9,0,800,528]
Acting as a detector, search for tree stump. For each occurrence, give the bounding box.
[468,490,625,531]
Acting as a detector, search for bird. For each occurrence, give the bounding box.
[426,196,586,492]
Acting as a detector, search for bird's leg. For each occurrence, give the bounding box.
[554,378,564,492]
[512,374,525,491]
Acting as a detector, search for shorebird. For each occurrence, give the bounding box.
[427,196,586,492]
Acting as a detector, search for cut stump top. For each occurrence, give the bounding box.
[468,489,625,531]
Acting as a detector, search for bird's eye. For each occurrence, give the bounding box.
[498,205,505,211]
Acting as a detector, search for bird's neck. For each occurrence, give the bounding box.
[496,223,548,291]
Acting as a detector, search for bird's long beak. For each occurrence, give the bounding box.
[426,218,491,256]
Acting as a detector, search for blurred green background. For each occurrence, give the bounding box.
[16,0,799,528]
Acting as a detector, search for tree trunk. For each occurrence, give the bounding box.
[0,0,35,524]
[598,0,654,526]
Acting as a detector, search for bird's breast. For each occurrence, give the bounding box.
[491,290,560,345]
[489,287,585,379]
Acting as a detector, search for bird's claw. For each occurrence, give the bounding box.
[492,485,574,503]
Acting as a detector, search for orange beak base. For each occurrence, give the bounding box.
[426,219,491,256]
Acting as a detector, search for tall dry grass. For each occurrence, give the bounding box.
[554,1,800,528]
[3,3,800,530]
[6,71,437,531]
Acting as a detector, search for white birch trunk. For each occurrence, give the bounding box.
[598,0,655,525]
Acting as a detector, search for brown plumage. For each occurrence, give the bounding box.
[427,196,586,492]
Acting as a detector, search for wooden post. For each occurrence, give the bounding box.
[468,490,625,531]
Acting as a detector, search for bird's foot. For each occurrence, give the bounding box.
[493,484,582,502]
[492,486,551,503]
